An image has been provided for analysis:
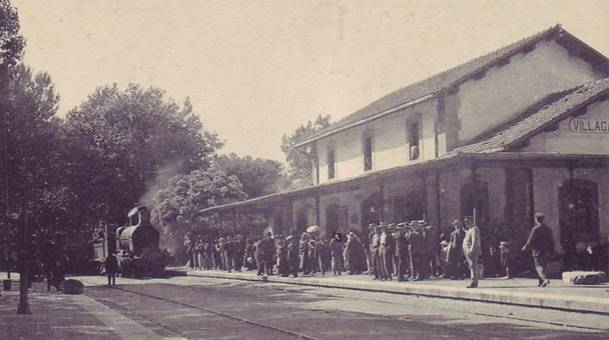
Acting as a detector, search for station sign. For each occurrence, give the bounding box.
[569,118,609,133]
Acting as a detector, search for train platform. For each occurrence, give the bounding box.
[186,269,609,315]
[0,274,165,340]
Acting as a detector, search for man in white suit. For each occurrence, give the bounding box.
[462,218,481,288]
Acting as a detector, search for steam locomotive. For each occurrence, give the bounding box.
[92,206,168,277]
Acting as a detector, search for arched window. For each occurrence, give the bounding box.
[295,208,309,234]
[460,181,489,227]
[393,190,425,223]
[361,192,382,226]
[271,210,284,235]
[559,178,599,242]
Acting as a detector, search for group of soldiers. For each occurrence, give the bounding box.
[188,221,470,282]
[189,211,556,289]
[187,234,248,272]
[367,220,438,282]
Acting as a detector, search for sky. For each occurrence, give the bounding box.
[11,0,609,162]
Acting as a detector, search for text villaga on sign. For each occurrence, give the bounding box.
[569,118,609,133]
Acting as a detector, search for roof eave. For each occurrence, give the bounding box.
[293,93,436,148]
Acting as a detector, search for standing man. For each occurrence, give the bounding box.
[276,236,289,277]
[104,253,119,287]
[379,224,393,280]
[369,225,381,280]
[447,220,466,279]
[223,236,234,273]
[233,234,245,272]
[408,222,425,281]
[258,232,276,276]
[254,238,263,275]
[462,219,481,288]
[330,232,344,275]
[522,212,555,287]
[395,223,410,281]
[286,236,300,278]
[424,224,439,277]
[299,233,311,275]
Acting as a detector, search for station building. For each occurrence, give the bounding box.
[203,25,609,262]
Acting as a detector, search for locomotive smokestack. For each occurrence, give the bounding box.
[127,206,150,227]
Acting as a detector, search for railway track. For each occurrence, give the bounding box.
[113,285,323,340]
[80,277,608,339]
[107,283,519,340]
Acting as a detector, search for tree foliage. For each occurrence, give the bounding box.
[0,0,25,67]
[0,64,60,252]
[61,84,222,226]
[280,114,330,187]
[151,168,247,258]
[215,153,288,198]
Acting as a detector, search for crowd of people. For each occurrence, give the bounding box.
[186,212,557,288]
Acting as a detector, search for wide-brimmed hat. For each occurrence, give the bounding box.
[534,212,545,218]
[440,240,449,246]
[499,241,509,247]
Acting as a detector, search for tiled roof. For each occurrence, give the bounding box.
[453,77,609,154]
[297,25,563,146]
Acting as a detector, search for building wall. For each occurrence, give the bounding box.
[316,99,438,184]
[529,167,609,254]
[319,187,378,236]
[279,162,608,255]
[574,167,609,243]
[442,40,604,150]
[524,99,609,153]
[313,40,605,185]
[292,197,317,233]
[436,167,507,230]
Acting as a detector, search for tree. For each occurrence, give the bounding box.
[0,64,60,283]
[0,64,60,230]
[0,0,26,247]
[151,168,247,260]
[215,153,288,198]
[61,84,222,228]
[0,0,25,67]
[281,114,331,187]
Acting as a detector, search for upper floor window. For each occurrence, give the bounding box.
[363,135,373,171]
[408,121,420,160]
[327,148,336,179]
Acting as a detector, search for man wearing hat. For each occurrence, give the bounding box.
[286,235,299,277]
[369,225,381,280]
[299,233,312,275]
[522,212,555,287]
[366,223,376,274]
[408,221,425,280]
[378,223,393,280]
[422,223,438,278]
[330,232,344,275]
[395,222,410,281]
[439,240,450,276]
[389,224,400,277]
[462,218,481,288]
[257,231,276,276]
[499,241,512,279]
[447,219,466,279]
